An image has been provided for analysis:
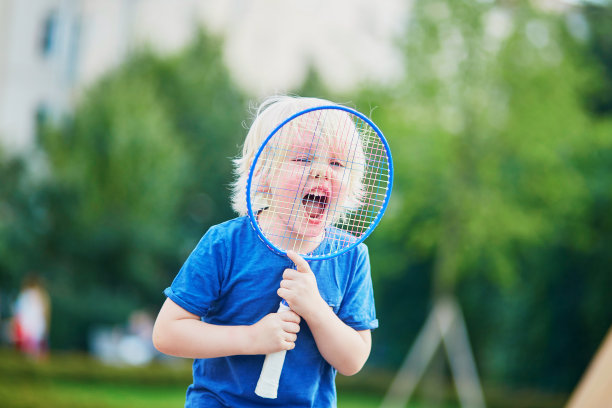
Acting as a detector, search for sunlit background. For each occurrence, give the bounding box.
[1,0,611,407]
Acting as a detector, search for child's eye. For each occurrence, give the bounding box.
[330,160,345,168]
[292,157,311,163]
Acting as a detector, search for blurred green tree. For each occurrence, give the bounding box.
[350,0,612,394]
[18,31,247,349]
[0,154,40,290]
[582,4,612,116]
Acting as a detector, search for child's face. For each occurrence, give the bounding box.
[260,129,352,248]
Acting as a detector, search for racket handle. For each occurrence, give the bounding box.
[255,301,291,399]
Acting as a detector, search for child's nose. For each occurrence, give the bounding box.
[311,160,332,179]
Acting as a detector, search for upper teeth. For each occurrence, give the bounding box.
[304,193,326,202]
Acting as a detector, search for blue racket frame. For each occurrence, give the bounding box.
[246,105,393,261]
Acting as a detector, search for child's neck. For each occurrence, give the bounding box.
[257,210,325,255]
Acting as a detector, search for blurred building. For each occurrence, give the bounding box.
[0,0,596,155]
[0,0,408,155]
[0,0,75,153]
[0,0,212,154]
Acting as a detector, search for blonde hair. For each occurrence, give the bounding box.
[230,95,366,220]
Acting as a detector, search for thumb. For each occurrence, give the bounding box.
[286,251,310,273]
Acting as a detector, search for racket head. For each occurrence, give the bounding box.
[246,105,393,260]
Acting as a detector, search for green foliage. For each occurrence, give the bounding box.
[342,0,612,394]
[0,154,43,290]
[0,31,247,349]
[582,5,612,115]
[372,2,595,293]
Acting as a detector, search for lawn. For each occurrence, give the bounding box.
[0,348,566,408]
[0,378,389,408]
[0,349,401,408]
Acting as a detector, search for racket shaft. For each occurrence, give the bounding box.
[255,302,291,399]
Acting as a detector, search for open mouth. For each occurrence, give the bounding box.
[302,192,329,220]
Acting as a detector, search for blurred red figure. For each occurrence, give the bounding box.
[12,275,50,359]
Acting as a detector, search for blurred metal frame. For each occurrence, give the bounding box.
[380,296,486,408]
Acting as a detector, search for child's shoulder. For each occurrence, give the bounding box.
[203,216,253,243]
[210,215,250,232]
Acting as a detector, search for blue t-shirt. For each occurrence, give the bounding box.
[164,216,378,408]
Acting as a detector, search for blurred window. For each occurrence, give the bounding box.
[40,10,58,57]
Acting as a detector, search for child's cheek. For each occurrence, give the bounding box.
[332,168,346,187]
[332,177,345,202]
[287,165,302,181]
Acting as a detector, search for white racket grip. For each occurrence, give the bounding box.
[255,301,291,399]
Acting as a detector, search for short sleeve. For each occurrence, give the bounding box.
[337,244,378,331]
[164,226,226,317]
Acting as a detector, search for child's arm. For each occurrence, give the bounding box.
[278,251,372,376]
[152,298,301,358]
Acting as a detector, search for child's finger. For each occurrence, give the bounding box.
[283,321,300,334]
[279,310,301,324]
[286,251,311,273]
[282,268,300,280]
[277,287,289,303]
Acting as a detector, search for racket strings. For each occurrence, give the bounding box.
[250,108,391,258]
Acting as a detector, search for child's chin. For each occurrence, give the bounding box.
[297,219,327,236]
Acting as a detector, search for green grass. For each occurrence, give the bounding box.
[0,379,186,408]
[0,348,566,408]
[337,392,384,408]
[0,349,400,408]
[0,377,444,408]
[0,349,189,408]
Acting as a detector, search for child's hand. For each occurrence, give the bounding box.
[250,310,301,354]
[278,251,328,321]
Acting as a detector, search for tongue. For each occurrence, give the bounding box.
[303,197,326,219]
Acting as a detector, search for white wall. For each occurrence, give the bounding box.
[0,0,79,153]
